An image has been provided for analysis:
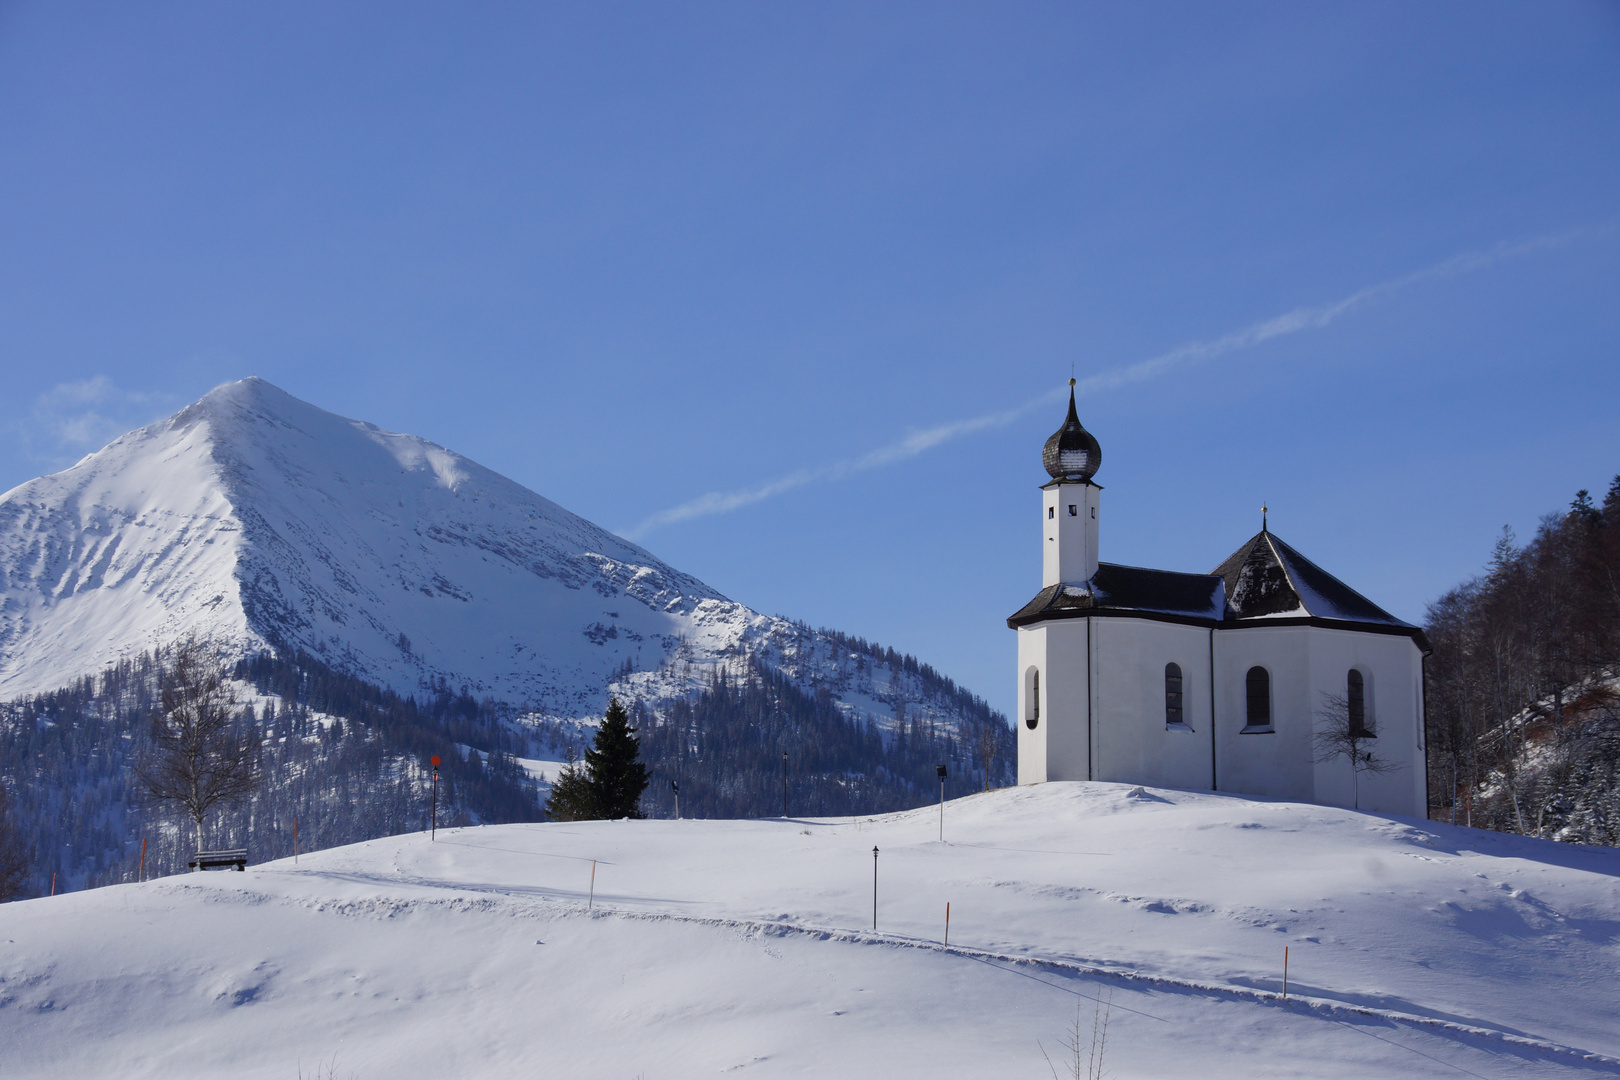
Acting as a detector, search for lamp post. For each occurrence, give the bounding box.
[936,764,948,841]
[872,846,879,930]
[430,754,441,840]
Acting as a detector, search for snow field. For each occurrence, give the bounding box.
[2,782,1618,1078]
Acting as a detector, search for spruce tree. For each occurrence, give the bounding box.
[584,698,649,819]
[544,746,598,822]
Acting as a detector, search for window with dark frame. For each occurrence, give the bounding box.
[1165,662,1184,726]
[1048,506,1054,519]
[1245,666,1271,728]
[1068,504,1077,516]
[1027,669,1040,730]
[1348,669,1371,738]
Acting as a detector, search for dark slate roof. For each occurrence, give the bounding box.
[1210,530,1431,650]
[1007,562,1225,628]
[1007,530,1431,652]
[1042,384,1101,483]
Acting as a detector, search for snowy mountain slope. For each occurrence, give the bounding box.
[0,379,993,739]
[2,783,1616,1079]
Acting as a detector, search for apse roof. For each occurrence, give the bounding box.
[1212,530,1409,626]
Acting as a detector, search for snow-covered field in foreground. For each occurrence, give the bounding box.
[3,783,1617,1079]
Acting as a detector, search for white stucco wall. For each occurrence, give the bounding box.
[1019,615,1427,816]
[1300,627,1427,816]
[1211,625,1315,801]
[1090,618,1214,791]
[1016,620,1091,784]
[1041,482,1100,587]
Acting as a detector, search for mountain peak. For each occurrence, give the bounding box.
[0,380,731,707]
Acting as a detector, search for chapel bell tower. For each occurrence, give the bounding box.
[1041,378,1102,585]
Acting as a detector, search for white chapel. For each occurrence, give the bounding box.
[1010,383,1431,816]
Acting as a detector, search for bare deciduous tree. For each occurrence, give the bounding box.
[0,781,29,901]
[135,638,260,855]
[1314,691,1398,810]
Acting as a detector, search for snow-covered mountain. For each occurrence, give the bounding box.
[0,378,991,735]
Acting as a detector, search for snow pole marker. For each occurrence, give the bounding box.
[139,837,147,883]
[944,901,950,947]
[50,873,56,897]
[589,859,597,910]
[293,817,298,864]
[1283,946,1289,1000]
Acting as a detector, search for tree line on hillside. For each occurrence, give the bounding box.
[631,657,1014,820]
[800,625,1005,733]
[0,645,540,900]
[1426,474,1620,843]
[0,636,1015,899]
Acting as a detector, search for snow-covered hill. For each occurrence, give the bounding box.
[2,782,1615,1079]
[0,378,991,738]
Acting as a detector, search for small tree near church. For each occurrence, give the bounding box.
[1313,690,1396,810]
[546,698,649,821]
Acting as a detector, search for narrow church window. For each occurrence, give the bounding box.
[1348,669,1371,738]
[1026,668,1041,730]
[1164,663,1184,726]
[1068,504,1077,516]
[1245,667,1272,730]
[1048,506,1055,519]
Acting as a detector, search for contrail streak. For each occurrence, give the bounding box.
[624,226,1597,541]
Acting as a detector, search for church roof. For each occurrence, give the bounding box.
[1212,529,1420,630]
[1006,562,1225,628]
[1007,531,1431,651]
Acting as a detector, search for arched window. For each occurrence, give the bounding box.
[1348,669,1371,738]
[1245,667,1271,729]
[1164,662,1184,726]
[1025,667,1040,730]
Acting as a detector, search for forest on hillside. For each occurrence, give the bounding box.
[634,657,1015,821]
[1426,475,1620,844]
[0,637,1012,900]
[0,650,541,897]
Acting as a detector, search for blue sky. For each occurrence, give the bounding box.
[2,3,1617,717]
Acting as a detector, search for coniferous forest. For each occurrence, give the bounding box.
[0,650,540,898]
[0,638,1013,900]
[1425,475,1620,843]
[636,657,1014,821]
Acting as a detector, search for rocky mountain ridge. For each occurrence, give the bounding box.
[0,378,1000,743]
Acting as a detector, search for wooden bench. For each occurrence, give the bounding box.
[189,849,248,872]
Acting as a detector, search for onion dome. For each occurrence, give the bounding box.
[1042,379,1101,482]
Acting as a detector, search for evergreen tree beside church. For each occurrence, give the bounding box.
[546,698,650,820]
